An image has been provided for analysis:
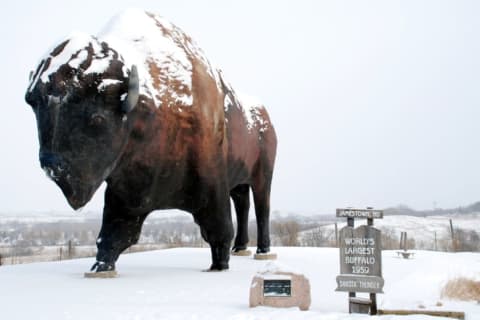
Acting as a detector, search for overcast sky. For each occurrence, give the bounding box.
[1,0,479,215]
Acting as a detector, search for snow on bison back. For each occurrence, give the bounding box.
[24,9,277,273]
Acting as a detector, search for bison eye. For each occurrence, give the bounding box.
[89,114,106,128]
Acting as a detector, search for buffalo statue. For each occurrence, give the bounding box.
[25,9,277,272]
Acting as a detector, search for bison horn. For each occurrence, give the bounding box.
[122,65,139,113]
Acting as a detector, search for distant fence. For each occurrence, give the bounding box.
[295,219,479,252]
[0,242,169,266]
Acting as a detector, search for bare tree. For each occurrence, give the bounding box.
[455,228,480,252]
[271,220,300,246]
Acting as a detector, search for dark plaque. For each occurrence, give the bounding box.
[263,279,292,297]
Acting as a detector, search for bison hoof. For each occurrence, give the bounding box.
[90,261,115,272]
[232,246,247,253]
[256,247,270,254]
[208,262,229,271]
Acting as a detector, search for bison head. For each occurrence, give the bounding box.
[25,33,139,209]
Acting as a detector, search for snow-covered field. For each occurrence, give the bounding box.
[0,247,479,320]
[303,214,480,249]
[0,210,100,223]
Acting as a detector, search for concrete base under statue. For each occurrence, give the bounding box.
[254,252,277,260]
[84,270,118,278]
[231,249,252,256]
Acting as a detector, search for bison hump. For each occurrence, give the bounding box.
[98,9,221,108]
[27,9,222,111]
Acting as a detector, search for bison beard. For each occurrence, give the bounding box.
[24,9,277,273]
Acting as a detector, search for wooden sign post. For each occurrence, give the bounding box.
[335,208,384,315]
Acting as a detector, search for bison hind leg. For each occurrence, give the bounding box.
[230,184,250,252]
[252,166,274,254]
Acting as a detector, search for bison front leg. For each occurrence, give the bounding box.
[93,214,147,272]
[91,190,148,272]
[230,184,250,252]
[196,190,234,271]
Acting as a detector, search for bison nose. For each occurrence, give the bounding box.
[39,152,68,181]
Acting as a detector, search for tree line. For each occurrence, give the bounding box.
[1,214,479,265]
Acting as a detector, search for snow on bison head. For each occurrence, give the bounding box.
[24,9,216,209]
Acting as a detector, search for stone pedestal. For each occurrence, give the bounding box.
[253,252,277,260]
[231,249,252,256]
[84,270,118,278]
[249,262,310,311]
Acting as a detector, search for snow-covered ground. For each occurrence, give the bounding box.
[0,247,479,319]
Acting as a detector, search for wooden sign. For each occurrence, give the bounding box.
[336,208,383,219]
[336,225,384,293]
[336,275,384,293]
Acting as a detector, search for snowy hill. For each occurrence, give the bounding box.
[0,209,192,224]
[0,210,100,223]
[301,214,480,250]
[1,247,479,319]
